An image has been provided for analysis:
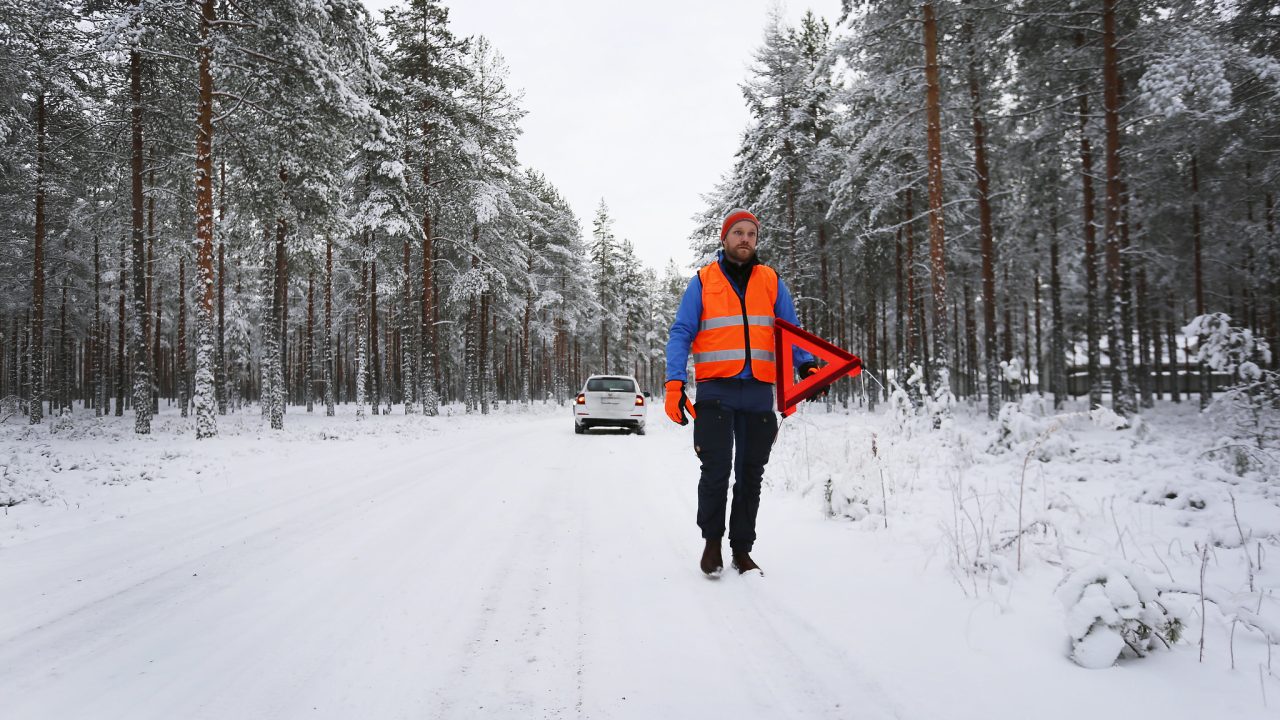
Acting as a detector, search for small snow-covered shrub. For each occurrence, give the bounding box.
[990,396,1049,452]
[49,408,75,435]
[889,365,955,434]
[0,395,25,423]
[1057,562,1185,668]
[1186,313,1279,474]
[888,379,914,429]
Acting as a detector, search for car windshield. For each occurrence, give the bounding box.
[586,378,635,393]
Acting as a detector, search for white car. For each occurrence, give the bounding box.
[573,374,649,435]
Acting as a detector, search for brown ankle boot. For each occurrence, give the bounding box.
[732,550,762,576]
[700,538,723,578]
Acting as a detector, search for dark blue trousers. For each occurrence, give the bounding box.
[692,378,778,552]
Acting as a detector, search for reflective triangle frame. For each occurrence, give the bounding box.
[774,318,863,417]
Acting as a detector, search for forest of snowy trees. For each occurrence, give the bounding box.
[698,0,1279,420]
[2,0,1278,439]
[0,0,680,437]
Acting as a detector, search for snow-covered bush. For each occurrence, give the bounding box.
[889,364,953,433]
[0,395,25,423]
[927,368,955,429]
[49,408,75,435]
[1186,313,1278,473]
[887,379,913,429]
[999,357,1024,397]
[1057,562,1185,669]
[992,400,1046,451]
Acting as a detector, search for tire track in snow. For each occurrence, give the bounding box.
[638,423,903,719]
[429,426,586,720]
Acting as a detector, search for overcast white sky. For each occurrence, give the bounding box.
[363,0,841,272]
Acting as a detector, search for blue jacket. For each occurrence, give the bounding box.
[665,252,814,383]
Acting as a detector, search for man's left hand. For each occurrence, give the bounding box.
[797,362,827,401]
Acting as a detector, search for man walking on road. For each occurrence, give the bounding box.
[664,208,819,578]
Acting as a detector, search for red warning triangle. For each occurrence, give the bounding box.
[774,318,862,417]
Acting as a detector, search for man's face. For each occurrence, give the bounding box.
[721,220,758,263]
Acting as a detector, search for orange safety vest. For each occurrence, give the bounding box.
[691,261,778,383]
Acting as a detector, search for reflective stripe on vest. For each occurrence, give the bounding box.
[697,315,775,332]
[692,348,777,364]
[690,261,779,384]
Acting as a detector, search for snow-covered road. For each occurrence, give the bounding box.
[0,413,899,719]
[3,407,1275,719]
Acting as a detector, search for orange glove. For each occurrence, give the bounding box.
[664,380,697,425]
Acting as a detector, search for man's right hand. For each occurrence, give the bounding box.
[664,380,697,425]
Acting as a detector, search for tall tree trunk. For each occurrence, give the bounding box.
[522,242,533,404]
[1137,268,1154,408]
[865,245,878,411]
[1034,270,1042,394]
[968,28,1000,418]
[818,215,830,337]
[191,0,218,438]
[1191,155,1211,409]
[1050,210,1068,409]
[30,93,46,425]
[1166,296,1181,403]
[356,261,368,419]
[178,257,188,417]
[895,221,904,378]
[93,235,102,416]
[1076,32,1103,410]
[922,1,950,379]
[370,258,380,415]
[215,161,226,414]
[401,237,414,413]
[466,250,479,413]
[1003,265,1014,399]
[148,163,158,414]
[56,288,67,414]
[269,217,286,429]
[420,204,438,415]
[964,284,977,399]
[325,239,335,416]
[128,20,152,432]
[306,269,315,413]
[903,189,917,374]
[117,237,126,416]
[1101,0,1137,416]
[154,277,162,406]
[480,292,491,415]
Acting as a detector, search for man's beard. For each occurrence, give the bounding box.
[725,244,755,263]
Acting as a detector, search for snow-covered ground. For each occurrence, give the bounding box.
[1,398,1277,719]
